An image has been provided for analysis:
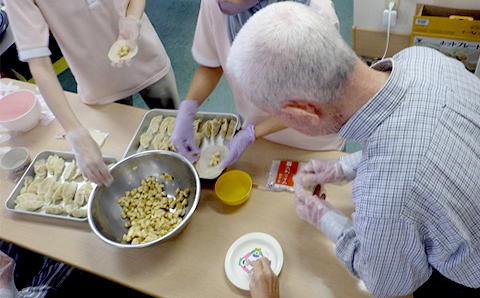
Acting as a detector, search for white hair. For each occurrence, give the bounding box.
[226,2,359,111]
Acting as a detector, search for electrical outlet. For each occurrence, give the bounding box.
[385,0,399,10]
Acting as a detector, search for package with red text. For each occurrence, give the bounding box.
[265,160,305,192]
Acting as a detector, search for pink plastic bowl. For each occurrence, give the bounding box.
[0,90,41,131]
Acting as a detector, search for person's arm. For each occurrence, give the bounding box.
[171,65,223,162]
[125,0,145,19]
[28,57,113,185]
[253,117,286,139]
[186,65,224,105]
[28,57,82,133]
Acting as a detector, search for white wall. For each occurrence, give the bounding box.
[354,0,480,33]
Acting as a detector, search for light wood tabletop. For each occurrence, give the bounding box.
[0,79,412,298]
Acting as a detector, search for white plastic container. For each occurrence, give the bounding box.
[0,90,41,131]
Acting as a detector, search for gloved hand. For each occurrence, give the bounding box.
[0,251,18,298]
[170,100,201,162]
[66,127,113,186]
[294,159,346,189]
[294,184,333,228]
[249,258,279,298]
[221,124,255,168]
[112,15,142,67]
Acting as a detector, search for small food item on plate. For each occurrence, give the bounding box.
[15,200,45,211]
[208,151,221,167]
[158,172,173,180]
[210,118,221,138]
[51,183,65,203]
[19,176,34,195]
[219,118,228,139]
[14,193,39,205]
[37,177,56,196]
[71,208,87,218]
[43,205,65,215]
[118,175,189,244]
[62,182,78,205]
[33,159,47,179]
[64,203,79,215]
[225,119,237,140]
[44,181,61,203]
[62,159,77,181]
[119,45,130,58]
[148,115,163,134]
[140,130,153,149]
[27,178,44,194]
[46,154,64,176]
[132,166,138,171]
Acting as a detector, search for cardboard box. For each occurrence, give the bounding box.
[411,4,480,73]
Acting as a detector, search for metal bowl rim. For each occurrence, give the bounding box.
[87,150,201,248]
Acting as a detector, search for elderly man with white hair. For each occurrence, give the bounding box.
[227,2,480,298]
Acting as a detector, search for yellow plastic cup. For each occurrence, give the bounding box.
[215,170,252,206]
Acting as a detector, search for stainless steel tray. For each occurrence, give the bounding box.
[122,109,240,159]
[5,150,117,221]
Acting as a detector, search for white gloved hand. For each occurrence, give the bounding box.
[294,159,346,189]
[66,127,113,186]
[112,15,142,67]
[0,251,19,298]
[294,183,331,228]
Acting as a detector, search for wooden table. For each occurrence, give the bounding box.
[0,79,409,298]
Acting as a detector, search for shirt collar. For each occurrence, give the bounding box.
[338,58,409,144]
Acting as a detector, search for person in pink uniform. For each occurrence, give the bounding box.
[171,0,345,167]
[5,0,180,185]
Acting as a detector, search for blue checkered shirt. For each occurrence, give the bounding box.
[323,46,480,298]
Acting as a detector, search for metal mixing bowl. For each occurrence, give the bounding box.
[88,150,201,248]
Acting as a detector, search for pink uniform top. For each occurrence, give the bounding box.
[5,0,171,105]
[192,0,346,151]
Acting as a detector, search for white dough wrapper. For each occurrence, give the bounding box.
[107,40,139,63]
[195,145,229,180]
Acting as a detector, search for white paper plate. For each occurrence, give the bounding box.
[224,232,283,291]
[195,145,229,180]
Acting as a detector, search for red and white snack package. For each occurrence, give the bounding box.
[265,160,306,192]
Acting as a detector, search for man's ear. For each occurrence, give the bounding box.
[281,100,322,125]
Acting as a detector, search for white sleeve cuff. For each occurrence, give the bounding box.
[319,209,353,242]
[18,47,52,62]
[339,151,363,181]
[191,48,221,68]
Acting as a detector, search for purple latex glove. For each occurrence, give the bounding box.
[294,159,346,188]
[221,124,255,168]
[171,100,201,162]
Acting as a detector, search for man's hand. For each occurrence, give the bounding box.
[294,183,333,228]
[250,258,279,298]
[66,128,113,186]
[294,158,346,188]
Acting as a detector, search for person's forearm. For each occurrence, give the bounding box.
[126,0,145,19]
[253,117,287,138]
[28,57,83,133]
[185,65,223,105]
